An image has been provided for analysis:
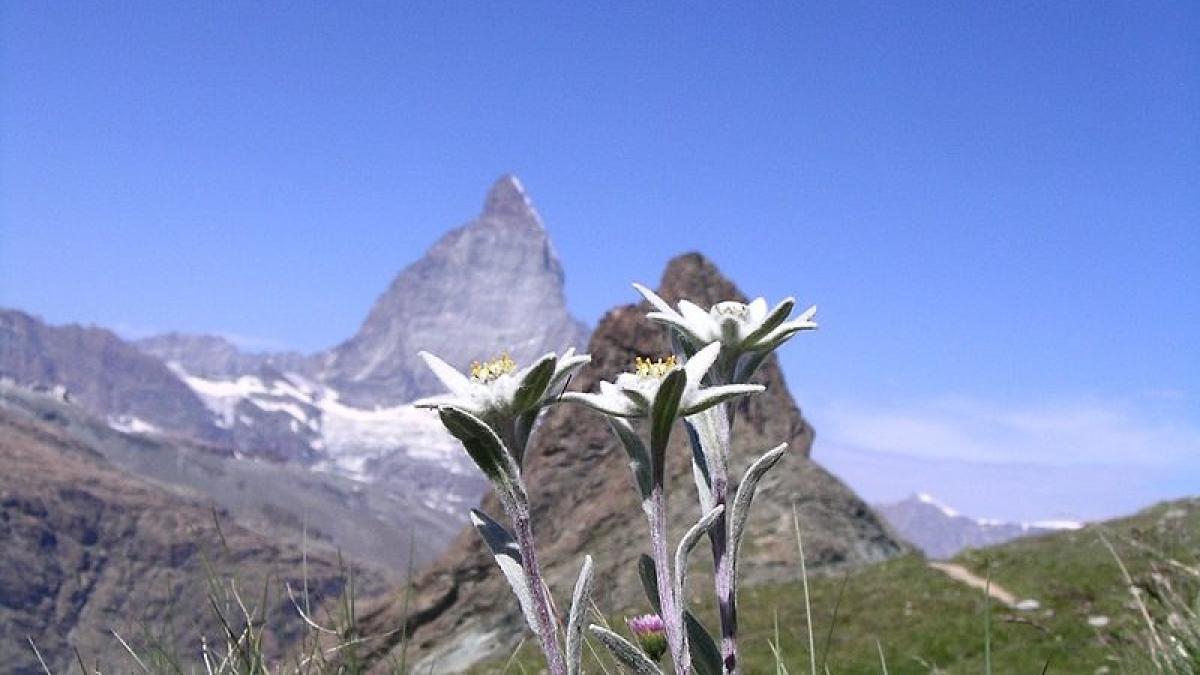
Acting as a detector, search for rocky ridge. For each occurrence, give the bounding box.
[0,382,463,570]
[0,309,227,445]
[135,332,310,380]
[353,253,904,673]
[0,394,387,674]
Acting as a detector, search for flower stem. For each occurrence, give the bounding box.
[708,403,739,675]
[511,506,567,675]
[710,479,738,675]
[650,487,691,675]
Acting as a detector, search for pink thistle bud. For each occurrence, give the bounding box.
[626,613,667,662]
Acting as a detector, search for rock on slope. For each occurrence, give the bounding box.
[353,253,904,673]
[0,400,386,674]
[317,175,589,407]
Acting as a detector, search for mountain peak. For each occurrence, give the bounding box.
[656,252,744,306]
[320,176,586,406]
[482,174,538,221]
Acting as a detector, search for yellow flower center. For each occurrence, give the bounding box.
[633,355,677,379]
[471,353,516,383]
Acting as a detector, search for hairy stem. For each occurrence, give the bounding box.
[706,403,738,675]
[650,487,691,675]
[709,477,738,675]
[512,507,567,675]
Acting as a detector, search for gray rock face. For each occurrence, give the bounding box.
[0,309,227,445]
[876,494,1082,559]
[317,175,589,407]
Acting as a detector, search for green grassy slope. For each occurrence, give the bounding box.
[476,498,1198,674]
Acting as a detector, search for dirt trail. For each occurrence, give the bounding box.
[928,562,1020,606]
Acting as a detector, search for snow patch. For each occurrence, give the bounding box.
[108,415,160,435]
[250,397,312,425]
[1028,519,1084,531]
[316,390,466,479]
[911,493,1084,531]
[172,364,318,429]
[171,363,468,481]
[916,492,960,518]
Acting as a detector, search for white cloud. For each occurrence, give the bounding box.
[816,394,1200,468]
[807,392,1200,520]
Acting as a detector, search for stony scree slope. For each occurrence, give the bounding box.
[352,252,904,673]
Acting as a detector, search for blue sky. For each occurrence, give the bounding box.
[2,2,1197,521]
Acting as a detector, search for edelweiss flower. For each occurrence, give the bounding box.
[415,348,591,422]
[561,342,762,418]
[632,283,817,355]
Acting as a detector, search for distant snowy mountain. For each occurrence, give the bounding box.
[876,493,1083,559]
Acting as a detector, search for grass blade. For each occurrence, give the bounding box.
[793,503,818,675]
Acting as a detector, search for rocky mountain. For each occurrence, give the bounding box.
[877,493,1083,559]
[134,175,587,493]
[8,176,587,464]
[315,174,589,407]
[2,176,588,575]
[0,391,387,674]
[0,309,227,446]
[352,253,905,673]
[0,382,462,571]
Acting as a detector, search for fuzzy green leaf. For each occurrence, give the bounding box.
[589,625,664,675]
[566,555,595,675]
[512,354,557,413]
[469,509,540,638]
[649,369,686,483]
[439,407,508,482]
[638,554,662,614]
[742,297,796,350]
[608,417,653,502]
[685,611,723,675]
